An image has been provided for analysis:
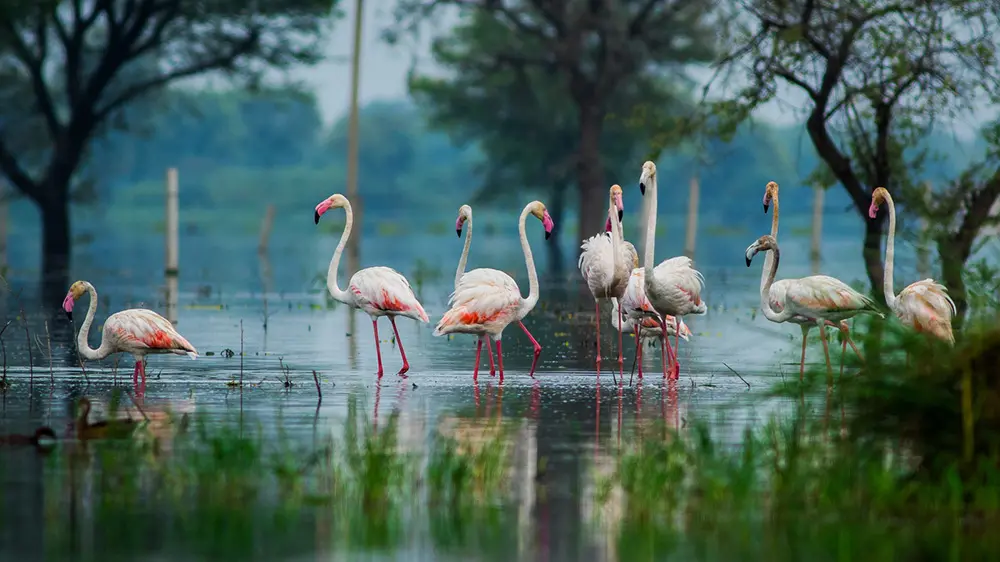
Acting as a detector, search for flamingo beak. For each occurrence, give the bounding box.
[639,182,645,195]
[868,203,879,220]
[314,210,321,224]
[763,200,769,213]
[614,192,624,221]
[745,244,759,267]
[542,211,554,240]
[314,199,334,224]
[456,217,465,237]
[62,293,75,320]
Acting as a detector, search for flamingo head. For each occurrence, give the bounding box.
[763,181,778,213]
[314,194,348,224]
[456,204,472,237]
[529,201,555,240]
[610,184,624,221]
[62,281,87,320]
[745,235,777,267]
[639,161,656,195]
[869,187,889,219]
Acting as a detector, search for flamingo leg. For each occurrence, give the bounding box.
[818,322,833,382]
[663,315,679,380]
[139,360,147,396]
[487,336,496,376]
[799,324,811,382]
[372,319,384,378]
[496,339,505,384]
[388,316,409,377]
[634,324,643,382]
[836,321,864,363]
[616,299,624,379]
[132,361,140,389]
[518,320,542,378]
[595,300,602,374]
[474,336,484,381]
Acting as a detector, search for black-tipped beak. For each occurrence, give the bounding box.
[639,182,646,195]
[745,256,752,267]
[314,211,321,224]
[618,209,623,221]
[456,229,462,237]
[763,202,769,213]
[65,310,72,321]
[544,231,551,240]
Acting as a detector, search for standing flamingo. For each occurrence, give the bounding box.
[869,187,956,343]
[745,235,883,380]
[434,200,554,383]
[763,180,867,376]
[454,204,497,375]
[611,295,691,381]
[61,280,198,393]
[315,193,429,378]
[637,161,708,380]
[579,185,636,378]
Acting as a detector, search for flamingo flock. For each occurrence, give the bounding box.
[58,160,956,391]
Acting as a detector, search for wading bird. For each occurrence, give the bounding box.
[763,181,868,375]
[870,187,955,343]
[62,280,197,392]
[611,296,691,380]
[315,194,429,378]
[579,185,637,378]
[454,204,497,375]
[745,235,882,380]
[638,162,707,380]
[434,201,554,382]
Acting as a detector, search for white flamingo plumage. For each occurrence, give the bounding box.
[453,204,497,377]
[745,235,883,380]
[315,194,429,378]
[763,181,868,378]
[610,292,691,381]
[869,187,956,344]
[579,184,637,378]
[434,201,555,382]
[637,161,708,380]
[61,280,197,393]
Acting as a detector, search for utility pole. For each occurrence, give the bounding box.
[346,0,364,278]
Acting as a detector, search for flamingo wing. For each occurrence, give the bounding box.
[621,268,658,320]
[579,233,616,297]
[649,257,708,316]
[349,266,429,322]
[894,279,956,343]
[105,309,198,356]
[781,275,881,320]
[434,268,521,335]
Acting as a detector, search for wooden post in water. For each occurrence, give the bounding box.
[683,176,699,260]
[257,204,275,255]
[165,168,179,325]
[811,186,824,275]
[916,181,931,278]
[345,0,364,279]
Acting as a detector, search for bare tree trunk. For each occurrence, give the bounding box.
[548,183,566,276]
[40,196,70,304]
[862,217,886,305]
[938,240,968,332]
[576,104,606,258]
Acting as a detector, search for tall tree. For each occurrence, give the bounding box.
[392,0,715,256]
[709,0,1000,307]
[0,0,337,301]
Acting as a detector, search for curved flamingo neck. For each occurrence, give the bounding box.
[608,203,621,258]
[882,192,898,309]
[758,245,791,323]
[517,204,540,318]
[763,189,780,291]
[326,200,354,304]
[455,209,473,289]
[77,283,113,361]
[643,174,657,277]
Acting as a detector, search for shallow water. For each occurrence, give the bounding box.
[0,227,874,561]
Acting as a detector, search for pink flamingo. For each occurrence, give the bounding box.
[638,161,708,380]
[745,235,882,380]
[62,280,197,392]
[315,193,429,378]
[870,187,956,343]
[578,185,637,378]
[763,181,867,377]
[434,200,554,383]
[454,204,497,376]
[611,270,692,380]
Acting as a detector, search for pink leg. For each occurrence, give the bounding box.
[372,319,384,378]
[496,340,505,384]
[635,325,644,380]
[519,320,542,378]
[139,360,147,395]
[617,300,624,380]
[474,336,483,381]
[133,362,140,388]
[595,301,602,374]
[388,317,409,377]
[486,336,496,376]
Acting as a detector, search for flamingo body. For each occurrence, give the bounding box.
[891,279,956,343]
[646,256,708,318]
[346,266,429,322]
[434,268,522,337]
[767,275,880,324]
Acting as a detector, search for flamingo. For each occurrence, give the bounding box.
[610,295,691,381]
[454,204,497,376]
[745,235,883,380]
[314,193,429,378]
[434,200,554,383]
[869,187,956,343]
[579,184,637,378]
[763,181,867,376]
[62,280,198,393]
[637,161,708,380]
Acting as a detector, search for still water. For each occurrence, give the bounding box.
[0,225,874,561]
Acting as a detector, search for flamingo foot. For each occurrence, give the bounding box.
[487,336,496,376]
[519,321,541,378]
[389,317,409,378]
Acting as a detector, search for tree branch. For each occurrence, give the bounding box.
[954,171,1000,254]
[0,14,62,139]
[0,136,42,203]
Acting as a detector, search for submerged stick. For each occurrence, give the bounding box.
[0,319,11,388]
[312,370,322,401]
[723,362,751,390]
[18,303,32,387]
[44,320,53,385]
